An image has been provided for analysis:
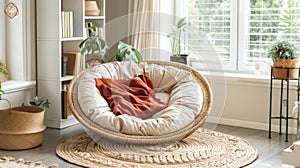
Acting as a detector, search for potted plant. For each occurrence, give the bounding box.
[115,41,143,63]
[267,40,300,79]
[167,17,188,64]
[79,25,107,66]
[0,96,51,150]
[80,23,143,65]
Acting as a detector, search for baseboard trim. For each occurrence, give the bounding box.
[45,115,78,129]
[207,116,299,134]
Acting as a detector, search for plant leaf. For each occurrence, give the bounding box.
[167,32,174,38]
[87,26,96,32]
[33,96,39,102]
[116,53,123,61]
[29,102,37,106]
[132,48,143,63]
[0,67,8,76]
[116,41,143,63]
[176,17,186,29]
[79,36,106,56]
[42,101,51,109]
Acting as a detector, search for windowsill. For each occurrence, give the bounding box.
[2,80,36,94]
[200,70,298,88]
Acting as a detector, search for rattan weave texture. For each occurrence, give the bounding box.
[67,61,212,144]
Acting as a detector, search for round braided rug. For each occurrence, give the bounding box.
[0,156,58,168]
[56,128,258,167]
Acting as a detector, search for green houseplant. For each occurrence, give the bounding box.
[80,25,143,65]
[79,23,107,66]
[267,40,299,79]
[21,96,51,109]
[80,39,143,64]
[115,41,143,63]
[167,17,188,64]
[79,35,107,64]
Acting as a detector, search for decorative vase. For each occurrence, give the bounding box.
[85,1,100,16]
[0,105,46,150]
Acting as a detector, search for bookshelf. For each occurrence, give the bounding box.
[84,0,106,38]
[36,0,106,128]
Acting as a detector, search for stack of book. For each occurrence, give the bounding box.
[62,51,83,76]
[61,83,72,119]
[61,11,74,38]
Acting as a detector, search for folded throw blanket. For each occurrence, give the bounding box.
[95,75,167,119]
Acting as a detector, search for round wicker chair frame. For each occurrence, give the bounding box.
[67,60,212,144]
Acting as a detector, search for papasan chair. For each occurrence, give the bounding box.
[68,60,212,144]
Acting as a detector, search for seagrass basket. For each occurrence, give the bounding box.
[0,100,46,150]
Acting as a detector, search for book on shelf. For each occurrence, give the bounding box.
[61,11,74,38]
[61,56,68,77]
[62,51,83,76]
[61,83,72,119]
[69,11,73,38]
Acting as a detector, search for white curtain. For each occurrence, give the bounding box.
[128,0,161,60]
[0,1,6,63]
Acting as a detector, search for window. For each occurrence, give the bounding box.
[185,0,300,73]
[187,0,236,71]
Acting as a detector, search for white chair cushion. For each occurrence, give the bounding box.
[77,61,203,136]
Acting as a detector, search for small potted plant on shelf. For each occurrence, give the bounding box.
[79,23,107,66]
[266,40,300,79]
[167,17,188,64]
[0,96,51,150]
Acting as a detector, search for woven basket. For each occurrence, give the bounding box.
[273,59,299,79]
[68,61,212,144]
[0,102,46,150]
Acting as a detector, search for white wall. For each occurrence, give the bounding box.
[206,74,298,134]
[105,0,129,60]
[106,0,128,22]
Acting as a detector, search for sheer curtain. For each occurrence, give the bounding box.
[0,1,6,63]
[128,0,161,60]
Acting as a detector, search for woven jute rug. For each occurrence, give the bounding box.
[0,156,58,168]
[56,128,258,167]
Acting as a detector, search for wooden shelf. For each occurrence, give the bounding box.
[61,37,84,41]
[61,75,74,82]
[85,16,105,20]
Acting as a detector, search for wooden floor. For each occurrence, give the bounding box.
[0,123,297,168]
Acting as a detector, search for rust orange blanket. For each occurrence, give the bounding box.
[95,75,167,119]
